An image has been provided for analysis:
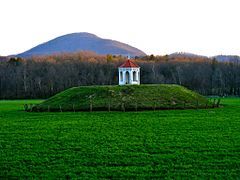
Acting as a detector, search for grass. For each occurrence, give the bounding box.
[34,84,210,112]
[0,98,240,178]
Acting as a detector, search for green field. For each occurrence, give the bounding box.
[0,98,240,178]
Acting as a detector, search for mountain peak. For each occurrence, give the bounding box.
[61,32,99,38]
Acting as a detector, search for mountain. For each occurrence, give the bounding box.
[213,55,240,63]
[0,56,8,61]
[17,33,146,58]
[169,52,208,59]
[169,52,240,63]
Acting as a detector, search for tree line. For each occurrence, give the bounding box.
[0,51,240,99]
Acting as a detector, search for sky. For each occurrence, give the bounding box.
[0,0,240,56]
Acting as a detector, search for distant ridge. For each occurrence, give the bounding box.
[169,52,240,63]
[0,56,8,61]
[213,55,240,63]
[17,33,146,58]
[169,52,208,59]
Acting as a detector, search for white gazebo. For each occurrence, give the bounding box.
[118,59,140,85]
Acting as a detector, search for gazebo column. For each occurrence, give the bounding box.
[123,70,126,84]
[130,70,133,84]
[138,71,140,84]
[118,71,121,84]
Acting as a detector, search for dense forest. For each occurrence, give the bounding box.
[0,51,240,99]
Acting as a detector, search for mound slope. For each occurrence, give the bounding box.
[33,84,211,112]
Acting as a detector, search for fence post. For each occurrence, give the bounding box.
[72,104,75,112]
[153,102,156,111]
[196,100,199,110]
[216,99,221,107]
[59,105,62,112]
[205,101,208,109]
[30,104,33,112]
[135,102,138,112]
[212,99,216,108]
[90,103,92,112]
[121,103,125,112]
[108,102,111,112]
[87,94,95,112]
[24,104,28,111]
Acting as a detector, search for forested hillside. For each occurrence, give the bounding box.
[0,52,240,99]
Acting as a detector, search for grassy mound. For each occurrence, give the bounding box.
[33,84,211,112]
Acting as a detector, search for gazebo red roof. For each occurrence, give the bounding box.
[119,60,139,68]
